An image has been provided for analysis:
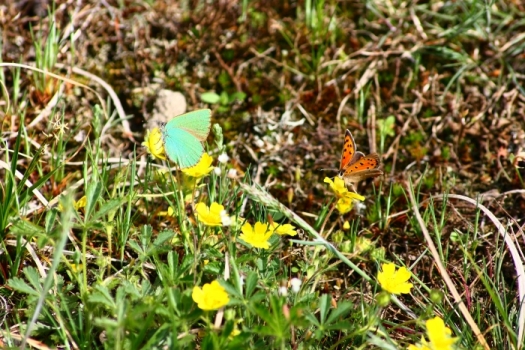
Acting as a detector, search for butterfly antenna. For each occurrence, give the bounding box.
[318,167,337,172]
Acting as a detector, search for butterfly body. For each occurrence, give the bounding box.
[338,129,383,184]
[162,109,211,169]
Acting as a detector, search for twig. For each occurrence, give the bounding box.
[406,185,490,350]
[54,63,133,140]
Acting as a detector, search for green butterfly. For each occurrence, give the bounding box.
[162,109,211,168]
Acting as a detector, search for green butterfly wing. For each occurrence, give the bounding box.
[165,109,211,141]
[162,109,212,169]
[162,127,205,169]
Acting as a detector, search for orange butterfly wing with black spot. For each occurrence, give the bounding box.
[339,129,383,183]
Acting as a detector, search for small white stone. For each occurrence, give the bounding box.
[254,138,265,148]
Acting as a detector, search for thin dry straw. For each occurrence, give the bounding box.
[407,185,491,350]
[0,62,132,139]
[443,193,525,347]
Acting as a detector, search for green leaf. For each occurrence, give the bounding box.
[8,277,40,296]
[219,91,229,105]
[23,266,44,292]
[319,293,330,324]
[9,218,45,237]
[326,301,353,324]
[93,198,125,221]
[220,280,243,299]
[88,285,117,310]
[45,209,57,232]
[93,317,119,328]
[326,321,353,331]
[245,271,258,298]
[152,230,174,247]
[229,91,246,103]
[377,115,395,137]
[85,181,102,220]
[304,312,320,326]
[127,240,144,255]
[200,91,221,104]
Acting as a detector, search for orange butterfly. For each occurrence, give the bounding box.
[339,129,383,184]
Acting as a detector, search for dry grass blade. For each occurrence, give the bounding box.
[54,63,132,140]
[406,183,490,350]
[0,160,48,208]
[0,62,131,139]
[442,193,525,347]
[5,239,46,279]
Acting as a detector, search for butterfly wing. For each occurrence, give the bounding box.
[163,124,206,169]
[162,109,212,168]
[162,123,208,169]
[339,129,357,171]
[166,109,211,141]
[340,152,383,183]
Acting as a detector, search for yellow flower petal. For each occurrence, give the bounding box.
[408,317,458,350]
[426,316,458,349]
[324,177,365,202]
[407,341,432,350]
[70,264,83,273]
[159,206,175,217]
[195,202,225,226]
[269,222,297,236]
[336,197,353,214]
[142,128,166,160]
[230,325,241,338]
[192,280,229,310]
[239,222,273,249]
[182,153,214,178]
[324,177,348,197]
[377,263,413,295]
[343,191,365,201]
[74,196,87,210]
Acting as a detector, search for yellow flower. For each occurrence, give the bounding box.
[182,153,214,177]
[407,343,431,350]
[269,222,297,236]
[426,317,458,350]
[324,176,350,197]
[195,202,225,227]
[345,191,365,201]
[336,196,353,214]
[142,127,166,160]
[408,316,458,350]
[324,177,365,214]
[74,196,87,210]
[229,325,241,339]
[192,280,230,311]
[158,207,175,217]
[343,221,350,230]
[239,222,273,249]
[324,177,364,199]
[377,262,413,295]
[70,264,83,273]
